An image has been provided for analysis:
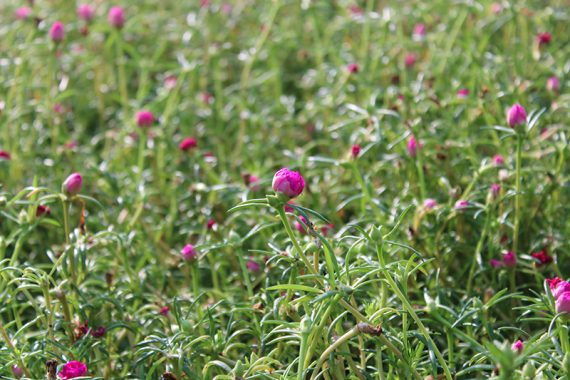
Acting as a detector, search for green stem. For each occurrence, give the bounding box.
[467,200,493,293]
[276,207,314,275]
[512,134,523,253]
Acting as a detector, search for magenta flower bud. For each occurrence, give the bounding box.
[489,258,503,268]
[57,361,87,380]
[36,205,51,217]
[404,53,417,68]
[179,137,197,151]
[12,365,23,378]
[136,110,154,128]
[502,251,517,267]
[248,175,262,191]
[490,183,501,199]
[246,260,260,272]
[49,21,65,42]
[454,200,469,210]
[537,32,551,46]
[492,154,505,166]
[556,292,570,314]
[0,150,11,160]
[159,306,170,316]
[207,219,216,230]
[413,23,426,39]
[507,103,527,128]
[320,223,334,236]
[351,144,361,159]
[424,198,437,210]
[272,168,305,198]
[77,4,95,22]
[547,277,563,291]
[295,216,308,235]
[284,203,294,213]
[108,6,125,29]
[407,136,421,158]
[62,173,83,195]
[553,281,570,299]
[181,244,197,261]
[15,7,32,20]
[457,88,469,98]
[347,63,359,74]
[546,76,560,93]
[511,340,523,354]
[90,326,106,338]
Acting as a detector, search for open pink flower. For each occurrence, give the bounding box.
[531,249,552,267]
[547,277,563,291]
[58,361,87,379]
[272,168,305,198]
[404,53,417,68]
[553,281,570,299]
[536,32,551,46]
[457,88,470,98]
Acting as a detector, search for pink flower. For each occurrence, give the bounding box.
[457,88,470,98]
[547,277,563,291]
[284,203,294,213]
[454,200,469,210]
[492,154,505,166]
[108,6,125,28]
[36,205,51,217]
[207,219,216,230]
[347,63,359,74]
[546,76,560,93]
[179,137,197,151]
[553,281,570,299]
[159,306,170,316]
[0,150,11,160]
[489,259,503,268]
[531,249,552,267]
[407,136,422,158]
[320,223,334,236]
[537,32,552,46]
[413,23,426,39]
[272,168,305,198]
[404,53,417,68]
[90,326,106,338]
[555,292,570,314]
[49,21,65,42]
[136,110,155,128]
[511,340,523,354]
[424,198,437,210]
[246,260,260,272]
[351,144,361,159]
[77,4,95,22]
[502,251,517,267]
[490,183,501,199]
[506,103,527,128]
[295,216,308,234]
[181,244,197,261]
[57,361,87,379]
[15,7,32,20]
[164,75,177,90]
[248,175,262,191]
[62,173,83,195]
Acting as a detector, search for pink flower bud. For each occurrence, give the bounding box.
[489,258,503,268]
[555,292,570,314]
[537,32,551,46]
[511,340,523,354]
[0,150,11,160]
[164,75,177,90]
[57,361,87,380]
[136,110,154,128]
[553,281,570,299]
[284,203,294,213]
[248,175,262,191]
[272,168,305,198]
[179,137,197,151]
[246,260,260,272]
[413,23,426,40]
[546,76,560,93]
[295,216,308,235]
[108,6,125,29]
[347,63,359,74]
[12,365,23,378]
[181,244,197,261]
[490,183,501,199]
[506,103,527,128]
[351,144,361,159]
[547,277,563,291]
[502,251,517,267]
[159,306,170,316]
[454,200,469,210]
[36,205,51,217]
[62,173,83,195]
[207,219,216,230]
[90,326,106,338]
[531,249,552,267]
[407,136,422,158]
[404,53,417,68]
[457,88,470,98]
[320,223,334,236]
[49,21,65,42]
[424,198,437,210]
[492,154,505,166]
[15,7,32,20]
[77,4,95,22]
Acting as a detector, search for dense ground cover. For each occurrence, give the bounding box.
[1,0,570,378]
